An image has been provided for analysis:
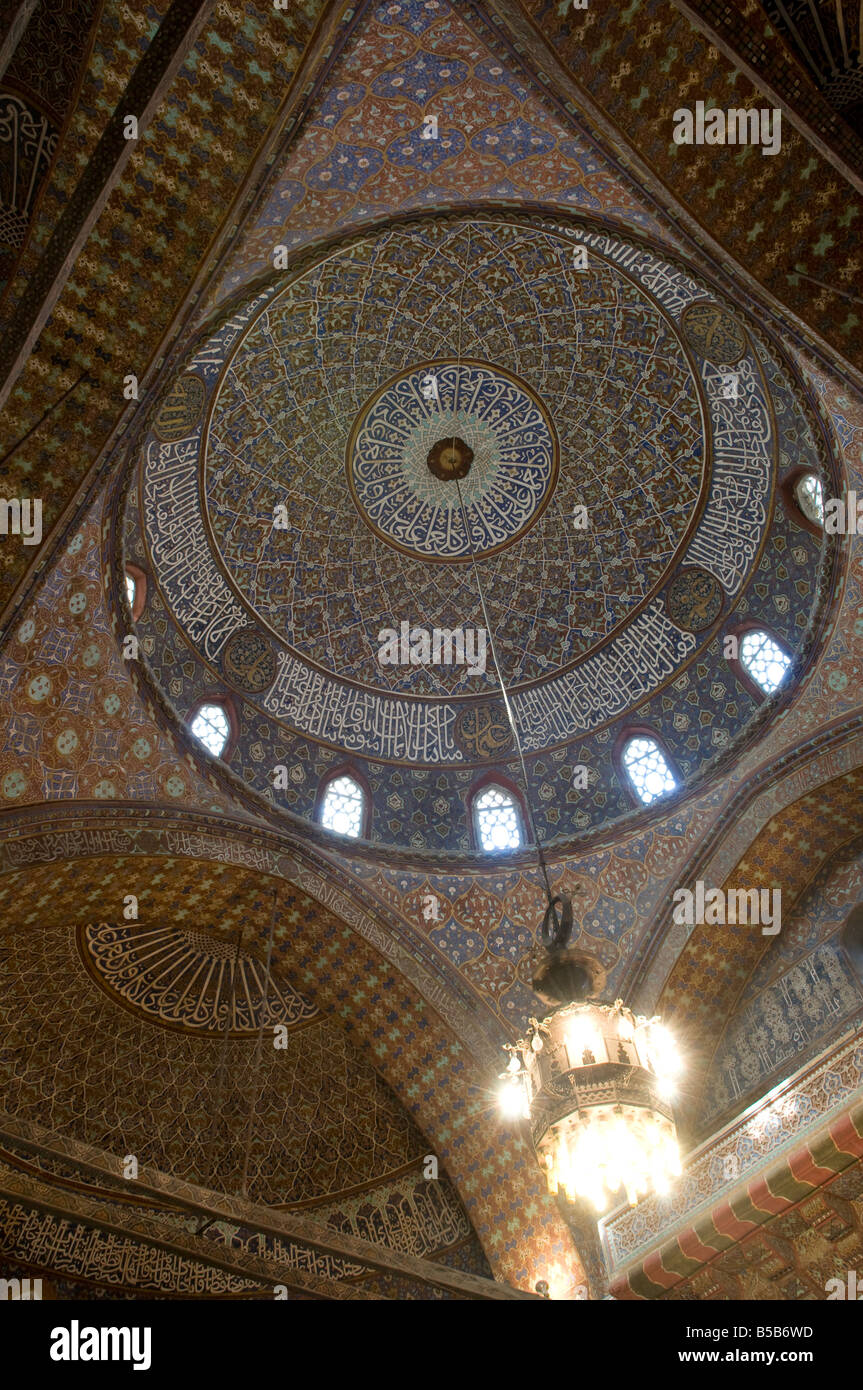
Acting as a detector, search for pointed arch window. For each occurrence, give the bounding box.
[739,630,791,695]
[781,467,825,536]
[320,773,365,839]
[473,783,523,852]
[621,735,678,806]
[124,563,147,621]
[189,702,231,758]
[794,473,824,527]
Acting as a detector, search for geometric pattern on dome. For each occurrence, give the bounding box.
[130,212,791,781]
[347,361,558,561]
[201,218,706,704]
[79,923,319,1034]
[6,920,435,1211]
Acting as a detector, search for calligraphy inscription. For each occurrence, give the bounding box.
[143,439,247,661]
[267,654,461,761]
[512,600,697,747]
[5,829,134,866]
[133,220,777,764]
[348,362,558,561]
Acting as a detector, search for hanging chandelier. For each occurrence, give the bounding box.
[444,226,683,1221]
[499,939,683,1212]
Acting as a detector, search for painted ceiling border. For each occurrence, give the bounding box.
[484,0,863,395]
[599,1027,863,1280]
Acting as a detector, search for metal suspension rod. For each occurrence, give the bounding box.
[451,225,558,916]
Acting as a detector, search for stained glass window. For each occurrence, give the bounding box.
[474,784,522,851]
[794,473,824,526]
[190,703,231,757]
[740,630,790,694]
[320,774,364,838]
[622,736,677,805]
[125,572,136,608]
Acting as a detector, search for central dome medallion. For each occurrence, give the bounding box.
[426,436,473,481]
[347,360,558,561]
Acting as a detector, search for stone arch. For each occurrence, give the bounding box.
[656,768,863,1137]
[696,838,863,1134]
[0,805,584,1295]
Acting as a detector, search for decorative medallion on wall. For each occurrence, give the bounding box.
[664,566,724,632]
[680,302,747,365]
[152,374,206,443]
[454,701,514,758]
[79,922,318,1034]
[346,361,558,561]
[221,628,276,693]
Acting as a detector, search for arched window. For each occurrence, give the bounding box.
[190,702,231,757]
[794,473,824,527]
[320,773,365,839]
[124,563,147,620]
[739,630,791,695]
[621,735,677,806]
[473,783,523,852]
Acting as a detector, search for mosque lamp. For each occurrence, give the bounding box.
[498,903,683,1213]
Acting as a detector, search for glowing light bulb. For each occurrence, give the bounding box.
[498,1078,529,1120]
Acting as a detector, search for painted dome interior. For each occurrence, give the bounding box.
[2,0,862,1309]
[124,213,833,852]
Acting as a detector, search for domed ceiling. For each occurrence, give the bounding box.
[122,209,835,852]
[0,915,488,1274]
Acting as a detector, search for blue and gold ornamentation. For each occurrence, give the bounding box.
[221,627,276,694]
[664,566,724,632]
[680,302,747,365]
[123,211,832,848]
[347,361,558,561]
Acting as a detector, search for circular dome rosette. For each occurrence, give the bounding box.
[124,210,833,848]
[346,360,559,562]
